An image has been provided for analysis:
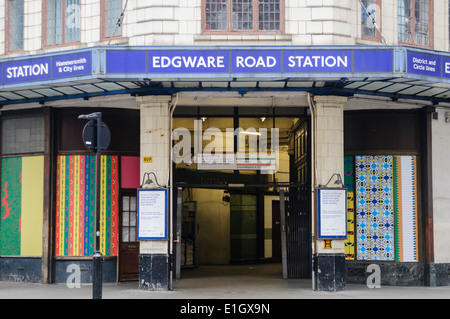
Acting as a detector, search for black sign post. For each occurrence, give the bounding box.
[78,112,110,300]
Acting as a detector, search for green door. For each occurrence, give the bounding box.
[230,194,257,262]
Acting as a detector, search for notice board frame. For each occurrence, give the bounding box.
[316,187,347,240]
[137,188,168,240]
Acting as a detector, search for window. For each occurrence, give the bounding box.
[44,0,80,47]
[102,0,122,40]
[398,0,433,47]
[203,0,283,33]
[361,0,381,41]
[2,115,45,155]
[7,0,24,52]
[122,195,137,243]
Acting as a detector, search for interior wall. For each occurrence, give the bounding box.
[184,189,281,264]
[432,107,450,263]
[191,188,231,265]
[264,195,279,258]
[230,193,258,262]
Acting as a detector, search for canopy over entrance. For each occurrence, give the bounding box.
[1,45,450,107]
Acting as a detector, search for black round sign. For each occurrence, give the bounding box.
[82,120,111,153]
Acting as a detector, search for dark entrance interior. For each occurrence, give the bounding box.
[272,200,282,261]
[172,106,312,280]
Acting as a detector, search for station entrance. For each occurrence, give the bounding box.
[171,105,312,281]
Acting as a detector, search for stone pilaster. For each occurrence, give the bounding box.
[137,95,172,290]
[313,95,347,291]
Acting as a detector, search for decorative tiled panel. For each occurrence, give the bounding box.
[393,155,418,262]
[55,155,119,257]
[344,156,355,260]
[345,191,355,260]
[0,157,44,256]
[355,156,395,261]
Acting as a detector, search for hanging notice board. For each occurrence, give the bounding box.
[316,188,347,239]
[138,189,168,240]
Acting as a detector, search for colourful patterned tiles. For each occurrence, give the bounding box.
[393,155,418,262]
[55,155,119,257]
[355,156,395,261]
[344,156,355,260]
[351,155,418,262]
[0,157,44,257]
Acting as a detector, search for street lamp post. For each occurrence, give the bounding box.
[78,112,110,300]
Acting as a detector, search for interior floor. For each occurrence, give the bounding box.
[176,263,294,294]
[180,263,283,279]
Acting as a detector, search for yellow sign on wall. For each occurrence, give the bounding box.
[143,157,153,163]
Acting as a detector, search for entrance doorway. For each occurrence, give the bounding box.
[173,186,303,281]
[272,200,282,262]
[172,106,311,281]
[118,192,140,281]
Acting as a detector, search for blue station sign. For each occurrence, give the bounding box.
[3,51,92,85]
[406,50,450,80]
[2,45,450,88]
[105,48,394,75]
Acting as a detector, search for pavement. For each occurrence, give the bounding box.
[0,264,449,300]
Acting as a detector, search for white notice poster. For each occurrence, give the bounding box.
[317,188,347,239]
[138,189,168,240]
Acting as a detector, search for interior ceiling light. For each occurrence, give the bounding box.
[239,131,262,136]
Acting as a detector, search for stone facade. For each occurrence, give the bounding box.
[0,1,449,54]
[0,0,449,290]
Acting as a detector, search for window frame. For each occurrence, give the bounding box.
[121,195,138,243]
[201,0,284,35]
[1,113,45,156]
[42,0,81,48]
[360,0,382,43]
[100,0,123,42]
[6,0,25,53]
[398,0,434,49]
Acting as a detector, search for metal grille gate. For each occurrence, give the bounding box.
[285,185,312,279]
[285,117,312,279]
